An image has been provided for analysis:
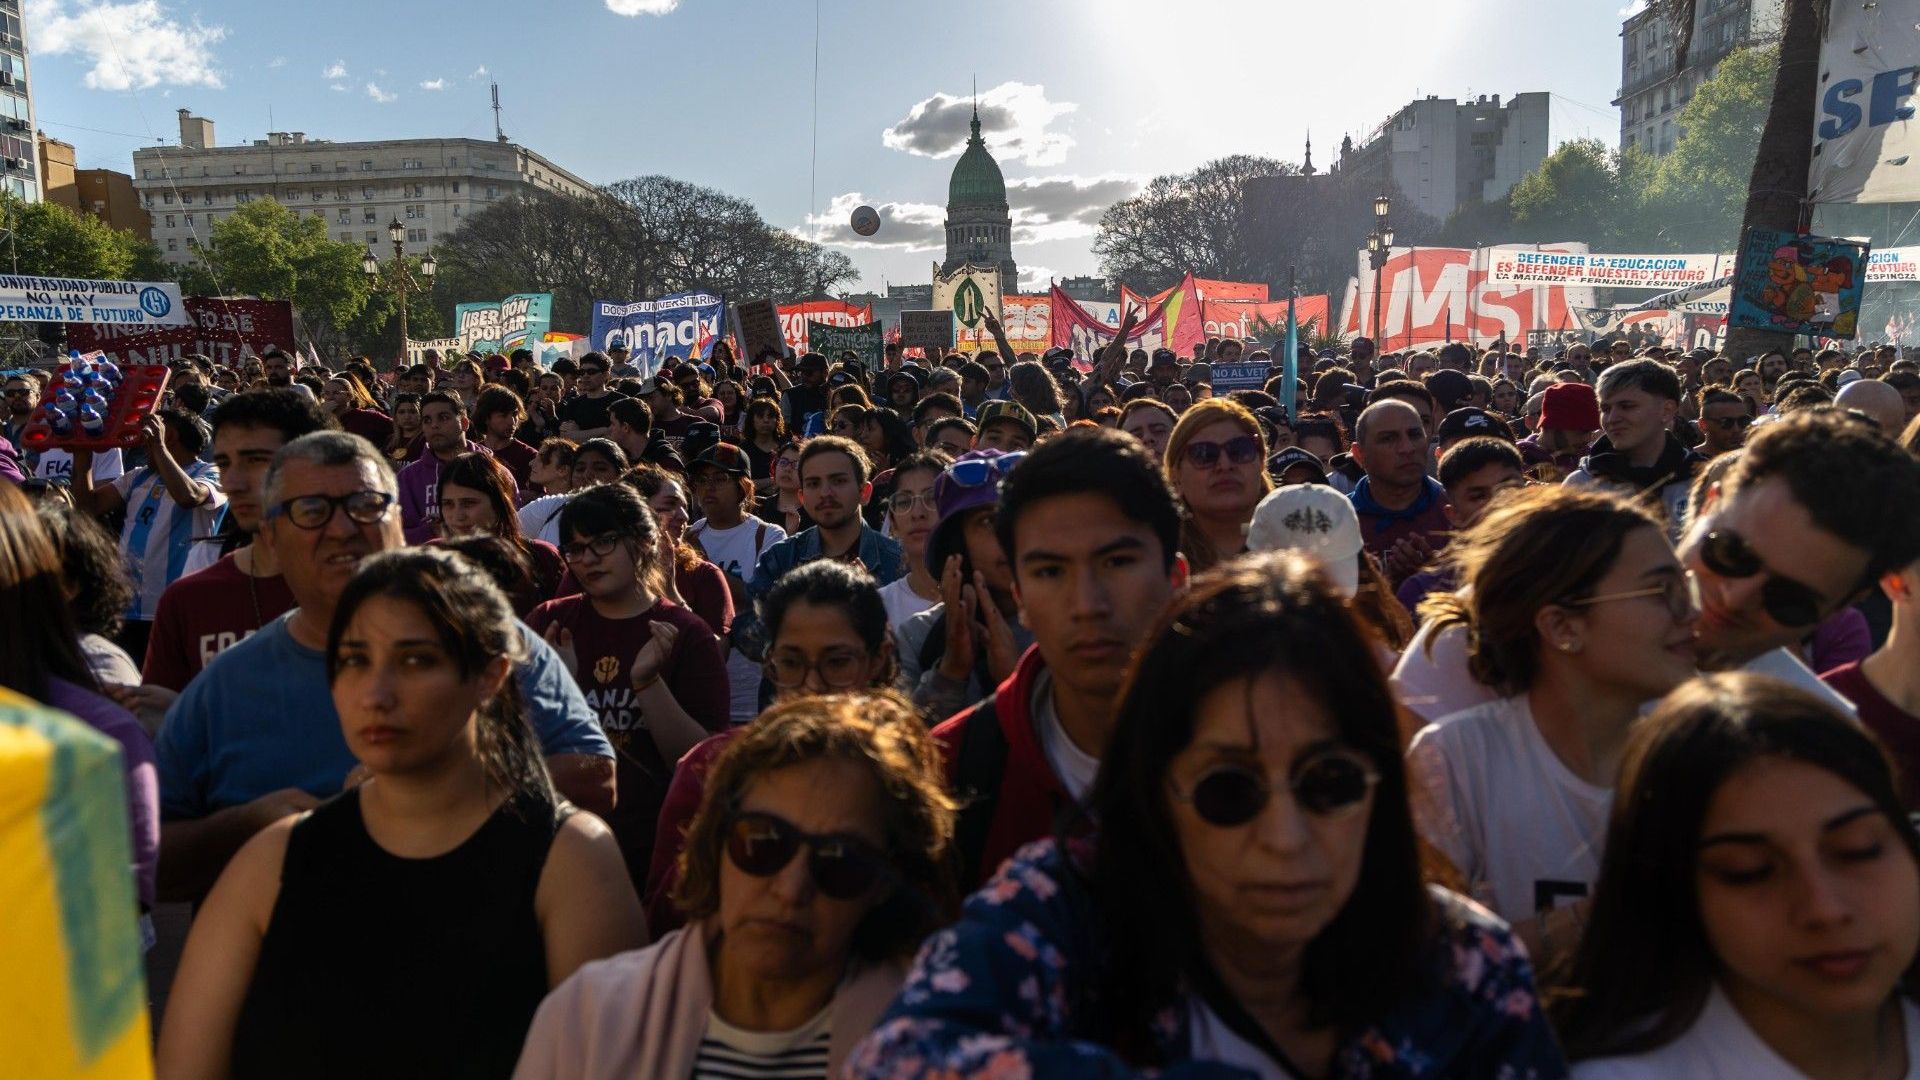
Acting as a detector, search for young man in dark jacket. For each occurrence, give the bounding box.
[930,428,1188,890]
[1564,357,1703,540]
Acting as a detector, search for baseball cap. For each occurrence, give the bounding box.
[483,355,510,374]
[1435,407,1507,444]
[692,441,751,476]
[643,374,676,396]
[796,352,828,372]
[1244,484,1363,598]
[1042,346,1075,369]
[681,422,722,461]
[1150,347,1178,367]
[1836,368,1865,387]
[926,449,1024,573]
[1266,446,1329,485]
[975,400,1037,439]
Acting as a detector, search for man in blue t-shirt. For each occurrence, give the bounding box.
[155,431,614,902]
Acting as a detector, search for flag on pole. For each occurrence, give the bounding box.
[1281,273,1299,421]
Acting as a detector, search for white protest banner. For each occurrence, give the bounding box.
[1865,246,1920,282]
[1486,250,1726,289]
[1810,0,1920,205]
[1209,362,1269,393]
[406,338,461,364]
[0,275,189,326]
[732,299,785,364]
[899,310,955,349]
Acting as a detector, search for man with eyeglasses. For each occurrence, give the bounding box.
[686,442,787,721]
[155,431,615,903]
[927,430,1189,889]
[1682,411,1920,699]
[1348,399,1450,584]
[558,351,625,441]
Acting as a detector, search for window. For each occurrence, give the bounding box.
[362,185,375,198]
[450,180,460,194]
[405,203,425,219]
[236,191,253,203]
[340,232,352,242]
[407,227,427,242]
[452,205,462,217]
[165,214,175,228]
[364,209,376,224]
[203,193,213,205]
[309,163,322,173]
[311,190,323,200]
[401,158,423,169]
[336,161,349,173]
[143,193,153,208]
[486,185,499,198]
[162,192,173,204]
[361,160,374,171]
[366,231,377,243]
[167,239,177,252]
[337,209,350,224]
[334,189,348,201]
[184,213,193,226]
[142,167,151,178]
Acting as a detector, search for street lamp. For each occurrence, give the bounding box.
[1367,193,1392,352]
[364,217,436,367]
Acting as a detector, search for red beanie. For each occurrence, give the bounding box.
[1540,382,1600,432]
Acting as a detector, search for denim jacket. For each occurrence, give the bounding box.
[737,524,905,657]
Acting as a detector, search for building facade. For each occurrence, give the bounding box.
[1614,0,1783,156]
[942,106,1018,294]
[133,110,593,265]
[0,0,37,201]
[1339,93,1550,225]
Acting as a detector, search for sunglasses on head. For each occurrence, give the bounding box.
[947,451,1025,489]
[1182,434,1262,469]
[1172,748,1379,828]
[1698,528,1828,628]
[724,810,893,900]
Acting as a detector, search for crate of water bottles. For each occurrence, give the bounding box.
[18,350,172,452]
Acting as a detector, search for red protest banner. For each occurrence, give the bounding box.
[65,297,297,365]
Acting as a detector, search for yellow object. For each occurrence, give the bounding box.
[0,687,153,1079]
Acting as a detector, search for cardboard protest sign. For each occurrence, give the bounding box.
[898,310,955,349]
[733,299,786,364]
[807,320,884,368]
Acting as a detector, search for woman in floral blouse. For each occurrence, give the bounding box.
[847,552,1570,1078]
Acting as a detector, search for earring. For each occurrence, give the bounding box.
[1558,640,1581,654]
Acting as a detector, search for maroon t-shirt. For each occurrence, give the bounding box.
[486,437,539,491]
[340,408,394,449]
[142,552,298,692]
[1822,661,1920,810]
[553,558,735,641]
[523,595,728,888]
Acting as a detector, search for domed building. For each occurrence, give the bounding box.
[942,104,1019,293]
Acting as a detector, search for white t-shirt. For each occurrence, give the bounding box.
[518,492,572,546]
[113,460,226,623]
[689,515,787,721]
[34,446,123,484]
[693,1003,831,1080]
[1407,694,1612,926]
[878,574,937,633]
[1032,668,1100,802]
[1574,983,1920,1079]
[1187,996,1292,1079]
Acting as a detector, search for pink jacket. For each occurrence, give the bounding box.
[511,920,905,1079]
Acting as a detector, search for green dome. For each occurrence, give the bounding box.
[948,110,1007,208]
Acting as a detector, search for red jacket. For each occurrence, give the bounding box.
[930,646,1072,893]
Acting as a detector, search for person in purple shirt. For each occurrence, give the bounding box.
[0,482,158,911]
[398,390,512,543]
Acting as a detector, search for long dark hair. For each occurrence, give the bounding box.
[0,482,101,699]
[30,497,134,640]
[1089,551,1432,1045]
[438,452,525,544]
[1553,673,1920,1060]
[757,560,898,688]
[326,548,557,810]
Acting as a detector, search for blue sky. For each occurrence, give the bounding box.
[26,0,1632,294]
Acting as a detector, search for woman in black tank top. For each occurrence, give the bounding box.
[158,547,647,1080]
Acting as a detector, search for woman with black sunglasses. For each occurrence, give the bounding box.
[849,553,1566,1078]
[516,692,954,1079]
[1411,485,1698,975]
[1163,398,1271,574]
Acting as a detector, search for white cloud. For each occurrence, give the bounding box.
[883,81,1077,168]
[322,59,347,79]
[470,65,489,79]
[364,81,396,103]
[606,0,679,13]
[804,193,948,253]
[419,78,446,91]
[330,83,348,92]
[1004,174,1143,244]
[1618,0,1647,14]
[26,0,226,91]
[1018,266,1057,291]
[265,55,286,68]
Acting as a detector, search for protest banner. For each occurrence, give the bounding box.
[0,274,189,327]
[1049,282,1170,361]
[1866,246,1920,283]
[899,310,955,349]
[778,300,875,354]
[536,332,587,368]
[453,293,552,354]
[999,294,1053,354]
[66,297,296,365]
[591,291,727,376]
[1138,277,1270,304]
[933,263,1003,350]
[1341,245,1594,350]
[1201,296,1331,341]
[1728,228,1868,338]
[732,299,786,364]
[1810,0,1920,205]
[1209,362,1270,393]
[1486,249,1727,289]
[808,320,885,368]
[405,338,461,364]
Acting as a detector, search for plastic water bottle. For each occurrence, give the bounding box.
[53,387,79,415]
[47,408,72,435]
[78,404,105,437]
[81,389,109,415]
[94,358,122,388]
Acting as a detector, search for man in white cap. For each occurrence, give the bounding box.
[1245,483,1364,598]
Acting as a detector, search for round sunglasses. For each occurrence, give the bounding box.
[724,810,893,900]
[1171,749,1379,828]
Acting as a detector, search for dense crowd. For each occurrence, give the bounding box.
[7,322,1920,1079]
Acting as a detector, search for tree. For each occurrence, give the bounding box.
[1510,139,1629,247]
[1093,156,1296,294]
[0,195,166,279]
[181,200,374,355]
[1641,44,1777,251]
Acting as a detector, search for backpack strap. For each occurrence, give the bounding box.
[951,696,1008,886]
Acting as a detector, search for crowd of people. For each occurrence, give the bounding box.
[7,324,1920,1079]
